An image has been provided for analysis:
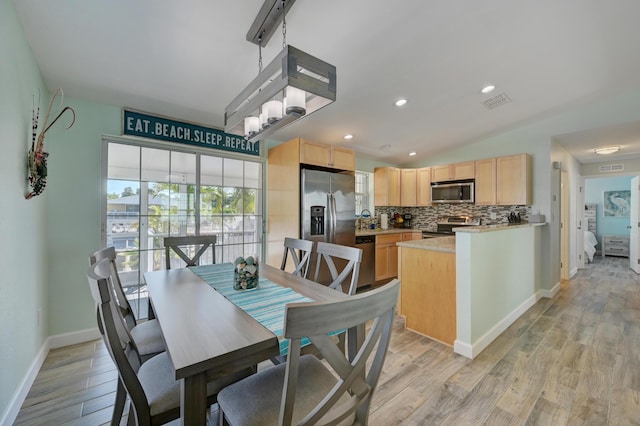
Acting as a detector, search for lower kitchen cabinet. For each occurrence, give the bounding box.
[375,233,403,281]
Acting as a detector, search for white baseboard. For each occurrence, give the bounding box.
[0,327,100,426]
[570,267,578,278]
[454,293,537,359]
[537,281,561,299]
[49,327,100,349]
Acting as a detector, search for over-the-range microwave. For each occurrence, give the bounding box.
[431,180,475,203]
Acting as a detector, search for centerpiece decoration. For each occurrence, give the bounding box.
[234,256,259,290]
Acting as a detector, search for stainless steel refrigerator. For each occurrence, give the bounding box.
[301,169,355,286]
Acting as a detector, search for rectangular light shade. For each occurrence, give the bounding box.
[224,45,336,143]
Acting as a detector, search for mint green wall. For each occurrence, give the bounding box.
[46,99,120,335]
[0,0,50,418]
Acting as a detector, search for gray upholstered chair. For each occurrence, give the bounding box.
[87,258,253,426]
[217,279,400,425]
[164,235,217,269]
[313,242,362,296]
[90,246,166,425]
[280,237,314,278]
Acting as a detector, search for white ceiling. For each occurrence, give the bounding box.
[12,0,640,165]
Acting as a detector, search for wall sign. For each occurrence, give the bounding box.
[122,109,259,156]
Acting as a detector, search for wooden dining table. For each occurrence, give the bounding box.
[144,262,350,425]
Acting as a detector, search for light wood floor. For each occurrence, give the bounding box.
[14,256,640,425]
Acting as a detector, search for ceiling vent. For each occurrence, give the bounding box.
[481,93,512,110]
[599,164,624,173]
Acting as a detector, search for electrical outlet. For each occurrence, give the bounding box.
[490,212,497,220]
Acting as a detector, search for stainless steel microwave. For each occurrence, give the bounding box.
[431,180,475,203]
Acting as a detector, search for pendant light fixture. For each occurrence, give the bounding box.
[224,0,336,143]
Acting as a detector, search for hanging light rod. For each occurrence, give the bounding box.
[247,0,297,47]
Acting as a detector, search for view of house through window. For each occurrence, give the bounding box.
[104,140,263,318]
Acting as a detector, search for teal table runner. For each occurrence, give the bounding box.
[191,263,335,356]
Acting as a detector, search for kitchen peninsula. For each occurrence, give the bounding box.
[397,222,546,359]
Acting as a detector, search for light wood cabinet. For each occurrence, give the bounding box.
[400,168,417,206]
[431,161,475,182]
[496,154,532,205]
[474,158,496,205]
[416,167,432,206]
[375,233,403,281]
[299,138,355,171]
[402,232,422,241]
[374,167,400,206]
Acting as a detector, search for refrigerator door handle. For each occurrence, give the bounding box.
[326,192,332,242]
[330,193,337,243]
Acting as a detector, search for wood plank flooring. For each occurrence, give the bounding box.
[14,255,640,425]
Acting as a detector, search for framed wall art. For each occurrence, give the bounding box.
[603,190,631,217]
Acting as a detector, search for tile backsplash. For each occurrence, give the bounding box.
[370,205,532,231]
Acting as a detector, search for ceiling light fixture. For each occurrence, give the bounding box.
[394,98,408,107]
[343,134,353,140]
[593,145,621,155]
[224,0,336,143]
[409,152,416,156]
[481,84,496,94]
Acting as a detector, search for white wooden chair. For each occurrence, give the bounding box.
[217,279,400,425]
[164,235,217,269]
[313,242,362,295]
[87,258,253,426]
[281,237,314,278]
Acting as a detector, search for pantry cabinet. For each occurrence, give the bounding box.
[374,167,400,206]
[475,158,497,205]
[431,161,475,182]
[496,154,532,205]
[299,138,355,171]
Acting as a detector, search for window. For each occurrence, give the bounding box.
[355,171,373,216]
[103,139,263,318]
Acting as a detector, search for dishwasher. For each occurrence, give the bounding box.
[355,235,376,288]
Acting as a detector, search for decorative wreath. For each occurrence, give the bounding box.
[25,88,76,200]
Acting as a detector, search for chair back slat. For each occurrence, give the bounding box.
[281,238,314,278]
[164,235,217,269]
[280,279,400,425]
[313,242,362,295]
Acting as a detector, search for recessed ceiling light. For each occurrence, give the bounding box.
[594,145,620,155]
[409,152,416,156]
[481,84,496,94]
[394,98,408,107]
[343,134,353,140]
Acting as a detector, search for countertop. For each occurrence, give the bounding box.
[453,222,546,233]
[355,228,424,237]
[396,236,455,253]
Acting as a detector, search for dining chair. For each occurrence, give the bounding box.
[87,258,254,426]
[164,235,217,269]
[280,237,314,278]
[90,246,166,426]
[313,242,363,296]
[217,278,400,426]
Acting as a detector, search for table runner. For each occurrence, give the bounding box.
[191,263,332,356]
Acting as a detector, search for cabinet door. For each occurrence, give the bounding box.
[331,147,355,171]
[496,154,532,205]
[299,139,330,167]
[431,164,452,182]
[475,158,496,205]
[417,167,432,206]
[388,244,399,277]
[375,244,389,280]
[374,167,400,206]
[453,161,475,180]
[400,168,417,206]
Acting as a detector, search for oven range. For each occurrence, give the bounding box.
[422,215,481,239]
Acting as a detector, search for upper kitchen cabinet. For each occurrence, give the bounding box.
[299,138,355,171]
[496,154,532,205]
[400,168,417,206]
[474,158,496,205]
[374,167,400,206]
[416,167,432,206]
[431,161,475,182]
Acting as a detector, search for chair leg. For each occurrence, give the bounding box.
[111,378,126,426]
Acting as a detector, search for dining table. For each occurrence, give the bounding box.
[144,262,350,426]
